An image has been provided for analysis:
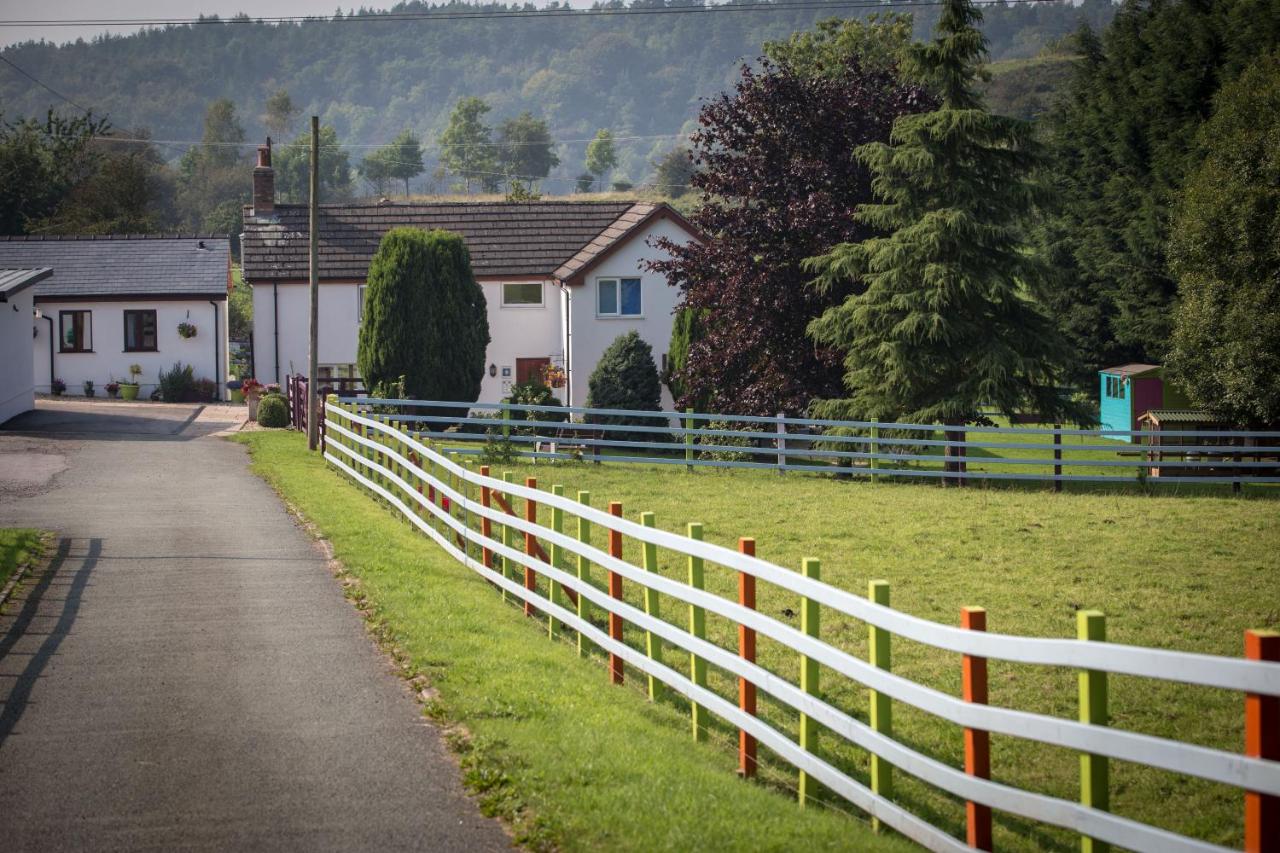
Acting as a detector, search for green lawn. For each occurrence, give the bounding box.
[0,529,44,595]
[235,431,913,853]
[242,430,1280,851]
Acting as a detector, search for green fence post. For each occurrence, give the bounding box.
[799,557,822,807]
[576,490,591,657]
[502,403,511,441]
[870,417,880,484]
[685,407,694,473]
[1078,610,1109,853]
[641,511,664,702]
[868,579,893,828]
[687,522,707,742]
[549,484,565,640]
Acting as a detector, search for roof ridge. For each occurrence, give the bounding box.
[0,234,231,242]
[263,200,643,211]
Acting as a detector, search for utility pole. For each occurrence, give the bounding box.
[307,115,320,451]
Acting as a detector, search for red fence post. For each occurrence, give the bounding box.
[608,502,625,685]
[962,607,993,851]
[738,536,758,779]
[1246,629,1280,853]
[479,465,493,569]
[524,477,539,618]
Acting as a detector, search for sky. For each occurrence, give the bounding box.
[0,1,591,49]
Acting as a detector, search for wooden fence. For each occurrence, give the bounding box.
[322,397,1280,852]
[339,396,1280,490]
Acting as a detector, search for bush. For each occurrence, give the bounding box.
[587,331,665,444]
[157,362,196,402]
[194,378,218,401]
[504,381,568,437]
[698,420,755,462]
[256,394,288,428]
[357,227,490,416]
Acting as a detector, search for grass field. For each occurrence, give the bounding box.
[0,529,44,594]
[243,430,1279,850]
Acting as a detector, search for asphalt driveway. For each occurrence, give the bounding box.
[0,402,507,851]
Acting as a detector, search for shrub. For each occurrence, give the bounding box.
[157,362,196,402]
[587,331,665,444]
[504,381,567,437]
[256,394,288,428]
[357,227,490,415]
[194,377,218,401]
[698,420,755,462]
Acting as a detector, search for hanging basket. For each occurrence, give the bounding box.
[178,322,198,339]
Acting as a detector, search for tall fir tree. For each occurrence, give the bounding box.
[806,0,1084,427]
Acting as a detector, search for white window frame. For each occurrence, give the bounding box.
[357,284,368,325]
[596,277,643,318]
[501,281,544,308]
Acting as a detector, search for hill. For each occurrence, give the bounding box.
[0,0,1116,189]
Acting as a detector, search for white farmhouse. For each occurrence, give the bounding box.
[240,145,701,408]
[0,236,232,401]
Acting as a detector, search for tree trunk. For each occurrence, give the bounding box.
[943,419,967,487]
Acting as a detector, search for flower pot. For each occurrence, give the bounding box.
[120,383,140,401]
[247,396,260,421]
[231,389,245,404]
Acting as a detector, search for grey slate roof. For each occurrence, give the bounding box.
[0,268,53,301]
[241,200,674,282]
[0,236,230,299]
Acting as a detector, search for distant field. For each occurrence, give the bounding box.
[249,430,1279,850]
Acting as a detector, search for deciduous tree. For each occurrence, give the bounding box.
[439,97,499,193]
[648,17,928,416]
[274,124,352,203]
[497,112,559,187]
[584,128,617,189]
[1166,53,1280,427]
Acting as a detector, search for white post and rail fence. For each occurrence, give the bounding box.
[321,396,1280,853]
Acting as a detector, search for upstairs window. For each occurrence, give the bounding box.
[502,282,543,307]
[59,310,92,353]
[124,309,158,352]
[598,277,641,317]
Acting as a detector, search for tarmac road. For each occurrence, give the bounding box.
[0,401,508,851]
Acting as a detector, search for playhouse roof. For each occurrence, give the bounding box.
[1100,363,1162,378]
[1138,409,1224,426]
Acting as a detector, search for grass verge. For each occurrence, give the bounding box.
[0,529,45,595]
[235,430,913,853]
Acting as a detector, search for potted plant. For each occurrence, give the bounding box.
[227,379,245,404]
[105,380,120,399]
[120,363,142,401]
[83,379,96,398]
[242,378,265,420]
[51,378,66,396]
[177,321,198,339]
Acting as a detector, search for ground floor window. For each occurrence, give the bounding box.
[59,310,92,353]
[124,309,158,352]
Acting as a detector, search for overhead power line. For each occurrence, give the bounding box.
[0,0,1066,27]
[0,54,91,112]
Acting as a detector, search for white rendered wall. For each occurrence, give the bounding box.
[32,299,228,399]
[477,278,563,404]
[1,290,35,424]
[567,216,691,410]
[252,282,362,385]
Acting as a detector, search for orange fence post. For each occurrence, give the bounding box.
[608,501,625,685]
[1246,629,1280,853]
[738,536,758,779]
[479,465,493,569]
[962,607,993,851]
[524,477,539,618]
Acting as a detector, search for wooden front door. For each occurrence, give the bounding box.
[516,357,550,385]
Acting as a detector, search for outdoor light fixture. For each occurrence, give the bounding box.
[489,363,497,377]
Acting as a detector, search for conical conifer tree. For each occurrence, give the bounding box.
[806,0,1086,427]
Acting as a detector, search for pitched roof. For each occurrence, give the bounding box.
[1139,409,1224,425]
[0,267,53,301]
[0,236,231,299]
[1100,363,1162,378]
[241,200,695,282]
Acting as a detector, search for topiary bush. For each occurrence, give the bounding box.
[357,227,490,418]
[256,393,288,428]
[586,331,665,445]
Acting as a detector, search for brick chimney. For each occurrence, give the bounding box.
[252,139,274,215]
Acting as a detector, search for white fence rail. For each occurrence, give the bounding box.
[323,399,1280,851]
[336,396,1280,489]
